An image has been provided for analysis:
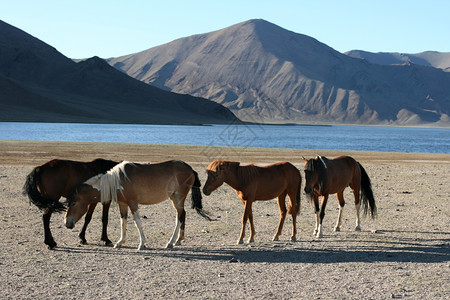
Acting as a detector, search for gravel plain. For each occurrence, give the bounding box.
[0,140,449,299]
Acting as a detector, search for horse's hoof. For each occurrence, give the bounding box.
[272,236,279,241]
[166,243,174,249]
[313,230,318,236]
[334,227,341,232]
[247,238,254,244]
[237,239,244,245]
[104,240,113,246]
[316,232,323,238]
[175,241,182,246]
[46,241,57,250]
[113,243,121,249]
[137,245,146,251]
[355,226,361,232]
[290,236,297,242]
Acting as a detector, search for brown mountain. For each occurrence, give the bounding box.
[107,19,450,126]
[0,20,237,124]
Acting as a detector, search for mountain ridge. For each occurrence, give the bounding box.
[0,20,237,124]
[345,50,450,71]
[108,19,450,127]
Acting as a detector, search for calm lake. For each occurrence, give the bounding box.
[0,122,449,154]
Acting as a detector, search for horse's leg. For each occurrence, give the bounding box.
[273,192,287,241]
[247,205,255,243]
[238,200,252,244]
[317,195,329,238]
[288,190,298,242]
[175,209,186,246]
[167,191,187,248]
[166,206,183,249]
[101,202,112,246]
[313,195,320,236]
[353,187,362,231]
[79,202,97,245]
[114,202,128,248]
[43,208,57,249]
[334,191,345,232]
[131,209,146,250]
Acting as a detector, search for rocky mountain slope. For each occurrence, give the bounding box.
[345,50,450,71]
[0,20,237,124]
[108,19,450,126]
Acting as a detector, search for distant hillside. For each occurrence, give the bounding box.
[108,19,450,127]
[345,50,450,72]
[0,20,237,124]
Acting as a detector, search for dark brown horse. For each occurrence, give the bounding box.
[203,160,301,244]
[23,158,118,249]
[65,160,210,250]
[303,155,376,237]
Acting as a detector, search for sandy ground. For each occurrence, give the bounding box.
[0,140,449,299]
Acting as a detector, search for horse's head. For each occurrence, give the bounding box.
[65,183,100,229]
[203,160,228,196]
[302,156,326,197]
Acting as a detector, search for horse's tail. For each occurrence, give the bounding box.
[288,175,302,216]
[358,163,377,218]
[191,171,211,220]
[22,167,66,212]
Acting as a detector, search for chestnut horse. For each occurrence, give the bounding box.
[303,155,376,237]
[65,160,210,250]
[203,160,301,244]
[23,158,118,249]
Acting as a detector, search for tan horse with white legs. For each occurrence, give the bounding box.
[302,156,377,238]
[65,160,210,250]
[203,160,301,244]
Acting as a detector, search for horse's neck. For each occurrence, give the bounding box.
[225,164,257,191]
[223,165,243,191]
[317,165,329,195]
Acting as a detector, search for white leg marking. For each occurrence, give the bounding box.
[316,224,323,238]
[132,210,146,250]
[166,215,180,248]
[355,203,361,231]
[114,216,127,248]
[334,206,344,232]
[313,212,320,236]
[175,228,185,246]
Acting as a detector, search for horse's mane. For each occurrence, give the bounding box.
[90,158,118,173]
[206,160,224,172]
[85,161,133,204]
[306,156,328,195]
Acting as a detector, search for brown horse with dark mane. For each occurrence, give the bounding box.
[303,155,376,237]
[22,158,118,249]
[65,160,210,250]
[203,160,302,244]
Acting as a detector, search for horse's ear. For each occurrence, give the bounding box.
[302,156,308,163]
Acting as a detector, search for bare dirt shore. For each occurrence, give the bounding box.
[0,140,449,299]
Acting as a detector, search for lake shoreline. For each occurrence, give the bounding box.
[1,140,449,167]
[1,123,449,154]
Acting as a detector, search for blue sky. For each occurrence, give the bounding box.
[1,0,449,59]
